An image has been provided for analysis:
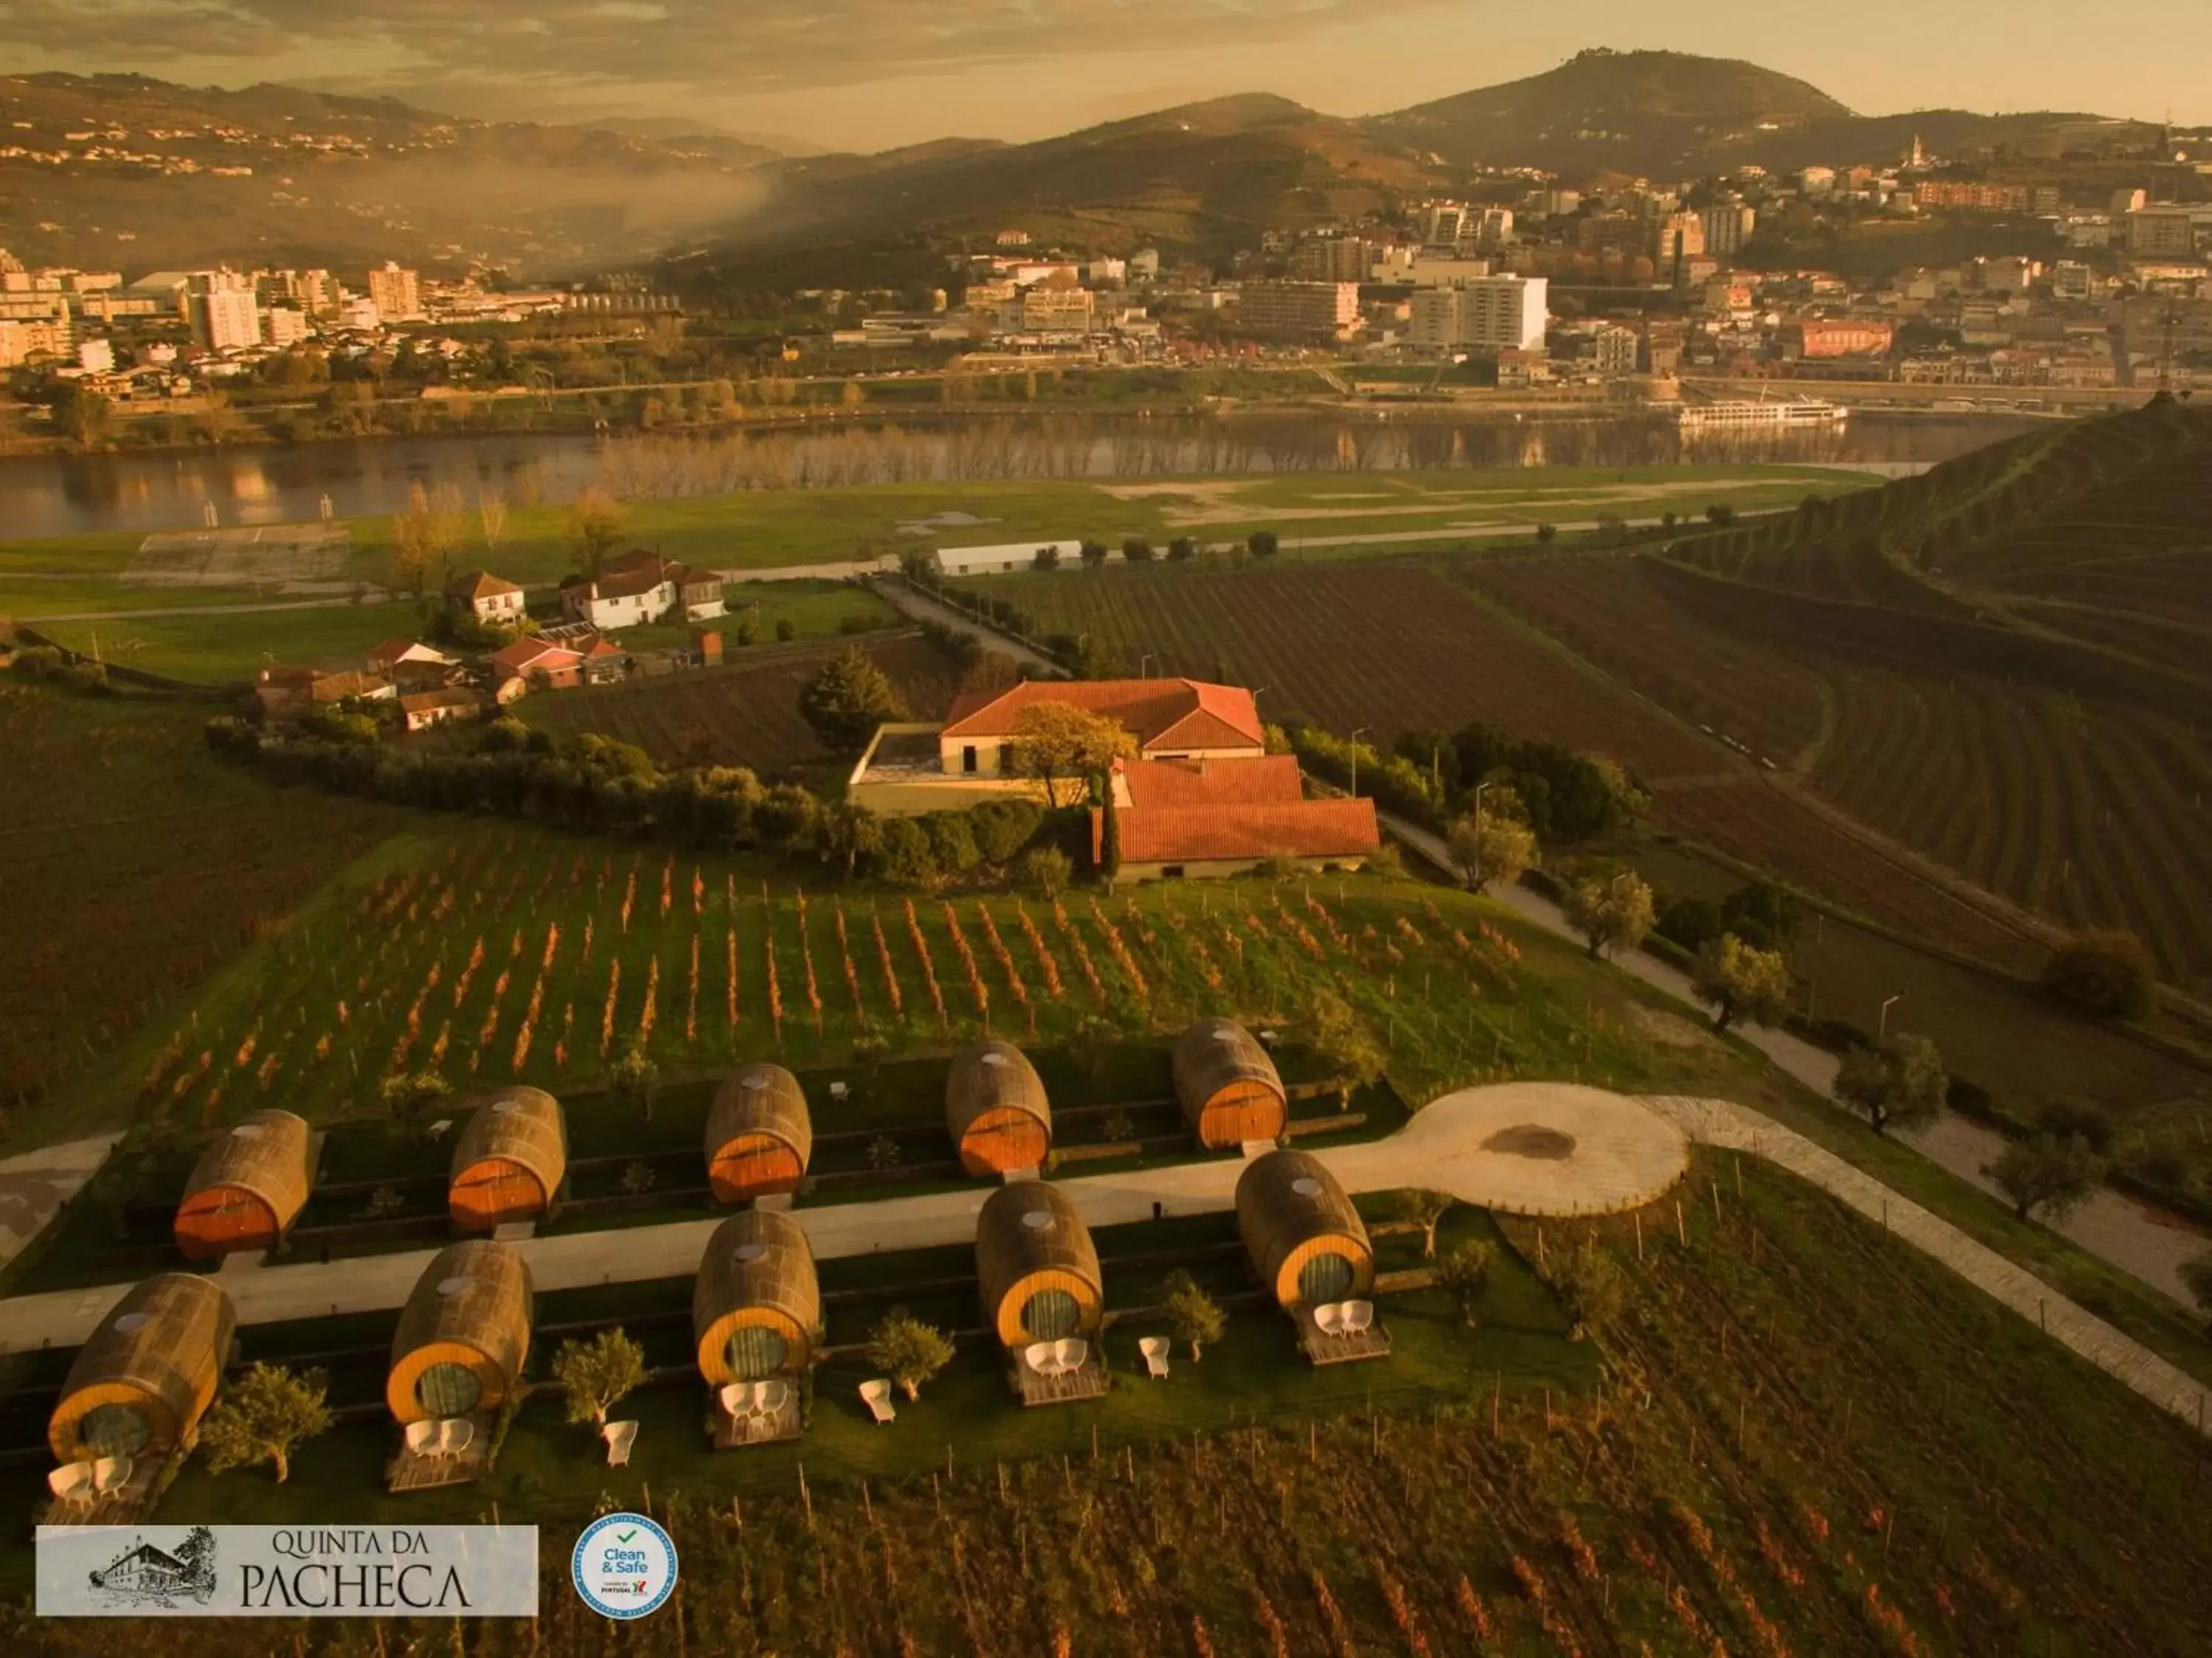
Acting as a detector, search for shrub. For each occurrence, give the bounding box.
[2041,930,2154,1021]
[970,798,1045,864]
[1248,530,1279,558]
[925,811,982,873]
[873,818,939,887]
[1020,844,1073,895]
[1122,537,1155,563]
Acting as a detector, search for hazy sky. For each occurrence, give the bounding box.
[4,1,2208,150]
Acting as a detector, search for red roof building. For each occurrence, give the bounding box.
[940,679,1264,777]
[1091,752,1380,880]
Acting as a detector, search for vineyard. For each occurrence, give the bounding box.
[113,821,1754,1155]
[0,687,397,1121]
[13,1151,2209,1656]
[521,634,963,773]
[967,562,1723,783]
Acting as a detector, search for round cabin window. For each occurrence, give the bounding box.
[740,1074,768,1091]
[725,1325,789,1381]
[231,1123,264,1140]
[416,1362,484,1418]
[1212,1027,1239,1042]
[1290,1176,1323,1197]
[79,1403,152,1457]
[1298,1251,1356,1306]
[733,1242,769,1263]
[1020,1210,1054,1232]
[111,1313,151,1335]
[492,1100,519,1115]
[981,1052,1008,1067]
[436,1277,468,1298]
[1020,1287,1081,1342]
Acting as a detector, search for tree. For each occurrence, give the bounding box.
[1393,1188,1454,1258]
[379,1071,450,1140]
[1690,934,1792,1033]
[608,1042,659,1123]
[565,488,625,577]
[1534,521,1557,544]
[478,489,509,555]
[2182,1252,2212,1335]
[388,481,464,600]
[1446,797,1537,891]
[1986,1133,2104,1224]
[1032,545,1061,571]
[1167,535,1197,561]
[1248,530,1280,558]
[776,617,798,642]
[1019,844,1074,896]
[867,1308,954,1401]
[2041,930,2154,1022]
[1434,1240,1495,1327]
[1562,872,1655,959]
[1834,1034,1947,1136]
[817,799,883,877]
[1122,537,1155,562]
[1079,539,1110,568]
[552,1328,646,1428]
[799,646,909,753]
[1309,991,1384,1107]
[199,1363,331,1483]
[1705,503,1737,526]
[1551,1239,1626,1339]
[1162,1269,1226,1362]
[1005,700,1136,808]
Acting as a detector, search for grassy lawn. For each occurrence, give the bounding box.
[27,600,418,681]
[605,578,898,655]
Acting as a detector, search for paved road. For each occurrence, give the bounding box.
[1651,1094,2210,1437]
[0,1083,1689,1353]
[0,1136,124,1274]
[1380,811,2208,1305]
[874,581,1068,676]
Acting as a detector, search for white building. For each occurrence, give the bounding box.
[366,262,422,321]
[76,336,114,373]
[262,306,308,347]
[186,271,259,351]
[1408,275,1549,353]
[1701,204,1758,258]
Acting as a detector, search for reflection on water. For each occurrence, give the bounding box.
[0,414,2042,543]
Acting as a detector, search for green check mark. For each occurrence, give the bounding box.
[615,1530,638,1544]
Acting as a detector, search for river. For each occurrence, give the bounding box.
[0,411,2043,542]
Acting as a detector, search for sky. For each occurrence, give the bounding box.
[2,0,2208,151]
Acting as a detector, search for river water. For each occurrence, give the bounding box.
[0,411,2042,542]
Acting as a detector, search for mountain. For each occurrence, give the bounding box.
[686,93,1445,282]
[1368,48,2154,178]
[0,71,783,276]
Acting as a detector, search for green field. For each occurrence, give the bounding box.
[1,464,1875,680]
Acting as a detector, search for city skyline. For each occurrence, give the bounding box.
[1,1,2208,153]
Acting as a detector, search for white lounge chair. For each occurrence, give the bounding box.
[403,1420,438,1457]
[1343,1300,1375,1334]
[828,1081,849,1103]
[718,1381,751,1418]
[439,1419,475,1459]
[1054,1336,1088,1374]
[859,1379,896,1425]
[602,1421,638,1468]
[1138,1336,1170,1379]
[47,1463,93,1502]
[1024,1340,1057,1376]
[757,1378,791,1414]
[1313,1303,1345,1336]
[91,1455,132,1495]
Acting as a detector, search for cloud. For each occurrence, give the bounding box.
[0,0,1441,105]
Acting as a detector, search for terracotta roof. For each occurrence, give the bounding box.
[1093,798,1381,865]
[488,638,580,674]
[1117,754,1305,809]
[400,688,481,715]
[308,670,394,702]
[448,570,521,600]
[943,679,1264,751]
[368,637,454,669]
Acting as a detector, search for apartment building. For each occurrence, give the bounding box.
[1701,204,1758,258]
[1237,280,1360,340]
[1408,275,1549,353]
[366,262,422,322]
[185,270,259,350]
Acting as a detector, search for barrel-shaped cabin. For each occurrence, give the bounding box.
[692,1208,822,1386]
[448,1088,567,1233]
[49,1274,234,1466]
[975,1180,1104,1349]
[1173,1019,1289,1148]
[1235,1149,1375,1311]
[704,1064,813,1204]
[173,1109,313,1261]
[386,1241,534,1425]
[946,1041,1052,1176]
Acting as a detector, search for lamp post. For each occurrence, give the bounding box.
[1349,726,1370,800]
[1466,779,1492,889]
[1139,653,1157,678]
[1879,993,1903,1042]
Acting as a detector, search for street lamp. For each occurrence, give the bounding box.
[1139,652,1157,677]
[1349,726,1371,799]
[1464,779,1492,889]
[1879,993,1903,1042]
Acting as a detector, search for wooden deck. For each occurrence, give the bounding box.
[709,1389,803,1449]
[1294,1308,1393,1367]
[386,1415,494,1493]
[1013,1351,1112,1407]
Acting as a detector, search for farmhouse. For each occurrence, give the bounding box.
[446,570,526,623]
[559,549,725,630]
[399,687,484,732]
[253,665,397,718]
[366,638,459,676]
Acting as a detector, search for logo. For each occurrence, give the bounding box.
[571,1512,678,1620]
[86,1527,219,1609]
